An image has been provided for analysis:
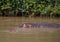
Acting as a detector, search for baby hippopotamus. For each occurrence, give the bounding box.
[19,22,60,28]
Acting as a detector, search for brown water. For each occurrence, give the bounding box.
[0,17,60,42]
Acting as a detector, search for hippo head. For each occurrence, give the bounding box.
[19,23,32,28]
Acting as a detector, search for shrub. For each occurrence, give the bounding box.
[0,0,60,17]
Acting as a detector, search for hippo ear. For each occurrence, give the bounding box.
[23,24,27,28]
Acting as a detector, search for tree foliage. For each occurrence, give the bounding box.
[0,0,60,17]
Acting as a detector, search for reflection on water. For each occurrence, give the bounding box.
[0,29,60,42]
[0,17,60,42]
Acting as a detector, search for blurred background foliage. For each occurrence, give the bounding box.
[0,0,60,17]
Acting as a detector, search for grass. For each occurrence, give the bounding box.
[0,17,60,42]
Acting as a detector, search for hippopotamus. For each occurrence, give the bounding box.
[18,22,60,28]
[8,22,60,33]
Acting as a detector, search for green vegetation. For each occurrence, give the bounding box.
[0,0,60,17]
